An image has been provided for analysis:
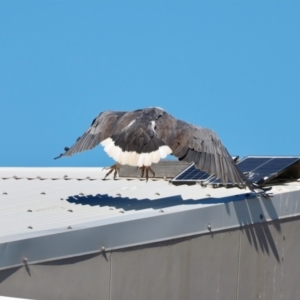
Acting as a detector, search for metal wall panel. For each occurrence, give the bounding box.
[0,253,111,300]
[237,217,300,300]
[110,231,240,300]
[1,217,300,300]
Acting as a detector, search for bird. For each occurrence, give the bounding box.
[55,107,269,196]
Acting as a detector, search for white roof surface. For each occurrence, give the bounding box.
[1,167,300,270]
[0,167,245,238]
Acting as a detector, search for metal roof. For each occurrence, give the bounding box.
[1,167,300,271]
[0,167,238,237]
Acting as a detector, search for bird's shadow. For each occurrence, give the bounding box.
[66,193,247,211]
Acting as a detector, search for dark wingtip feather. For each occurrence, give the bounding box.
[54,146,70,160]
[54,153,63,160]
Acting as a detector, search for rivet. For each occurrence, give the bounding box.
[41,192,46,195]
[119,210,125,214]
[3,192,7,195]
[67,209,73,213]
[27,210,32,212]
[116,193,121,196]
[207,224,211,231]
[79,193,84,196]
[155,192,160,196]
[159,209,164,213]
[100,246,105,252]
[28,226,33,229]
[67,226,72,229]
[23,258,28,264]
[259,214,264,220]
[206,194,211,197]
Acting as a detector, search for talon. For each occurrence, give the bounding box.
[139,166,155,182]
[103,163,120,180]
[104,168,114,180]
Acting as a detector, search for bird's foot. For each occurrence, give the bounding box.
[103,163,120,180]
[139,166,155,182]
[256,187,273,199]
[250,183,273,199]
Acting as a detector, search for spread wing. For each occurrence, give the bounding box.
[55,110,142,158]
[155,111,247,186]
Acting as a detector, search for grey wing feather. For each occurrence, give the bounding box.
[55,110,141,158]
[156,112,246,186]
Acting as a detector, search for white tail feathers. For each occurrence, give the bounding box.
[101,138,172,167]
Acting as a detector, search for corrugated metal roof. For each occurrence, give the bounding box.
[1,167,300,271]
[0,167,244,238]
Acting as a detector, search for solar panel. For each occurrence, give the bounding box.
[172,157,238,183]
[172,156,300,185]
[171,164,212,182]
[240,156,300,184]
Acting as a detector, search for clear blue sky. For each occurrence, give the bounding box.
[1,1,299,167]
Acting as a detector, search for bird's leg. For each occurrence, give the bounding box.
[140,166,145,178]
[139,166,155,182]
[103,163,120,180]
[147,166,155,178]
